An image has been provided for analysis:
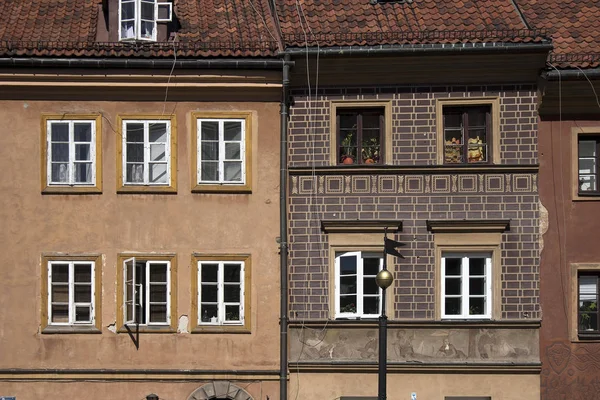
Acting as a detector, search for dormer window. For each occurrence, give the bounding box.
[119,0,172,41]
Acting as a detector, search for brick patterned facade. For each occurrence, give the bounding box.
[287,85,540,323]
[288,85,538,167]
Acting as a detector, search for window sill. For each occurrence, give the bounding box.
[42,186,102,195]
[117,186,177,194]
[574,193,600,201]
[118,325,176,333]
[192,184,251,194]
[192,325,251,334]
[42,325,102,334]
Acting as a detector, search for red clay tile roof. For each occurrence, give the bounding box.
[515,0,600,68]
[276,0,548,47]
[0,0,280,58]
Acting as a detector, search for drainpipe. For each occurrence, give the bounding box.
[279,53,290,400]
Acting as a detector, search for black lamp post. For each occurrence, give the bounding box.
[375,267,394,400]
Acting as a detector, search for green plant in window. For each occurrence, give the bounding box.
[340,302,356,313]
[340,131,356,164]
[361,137,380,164]
[580,301,597,330]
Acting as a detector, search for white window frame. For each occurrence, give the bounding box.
[122,119,171,186]
[334,251,383,319]
[197,118,247,185]
[123,257,171,326]
[46,120,96,186]
[197,261,245,326]
[441,252,492,319]
[119,0,173,41]
[47,261,95,326]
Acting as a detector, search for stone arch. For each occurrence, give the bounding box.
[187,381,253,400]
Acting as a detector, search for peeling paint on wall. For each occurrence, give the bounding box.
[539,201,549,252]
[107,323,116,334]
[178,315,189,334]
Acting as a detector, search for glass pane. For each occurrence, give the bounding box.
[126,164,144,183]
[470,258,485,275]
[201,122,219,140]
[75,144,90,161]
[224,122,242,141]
[141,2,155,20]
[201,142,219,161]
[580,276,597,306]
[150,144,166,161]
[225,305,240,321]
[444,112,462,128]
[339,295,357,313]
[149,284,167,302]
[225,143,241,160]
[74,163,92,183]
[149,163,167,183]
[52,285,69,302]
[149,264,167,282]
[201,162,218,181]
[223,162,242,182]
[363,257,380,276]
[201,284,217,302]
[339,254,357,275]
[51,123,69,141]
[363,296,379,315]
[579,158,596,174]
[74,123,92,142]
[361,135,381,163]
[339,114,357,129]
[580,312,598,331]
[469,277,485,296]
[126,124,144,142]
[149,123,167,142]
[445,258,461,275]
[579,140,597,158]
[340,276,356,295]
[224,285,241,302]
[201,304,218,322]
[201,264,218,282]
[469,297,485,315]
[51,143,69,161]
[363,277,379,295]
[224,264,241,282]
[121,1,135,20]
[468,108,487,127]
[74,284,91,302]
[52,264,69,282]
[51,163,69,182]
[445,277,461,295]
[363,113,381,129]
[579,175,596,192]
[127,143,144,162]
[444,142,463,163]
[445,297,461,315]
[51,305,69,323]
[121,21,135,38]
[339,129,357,163]
[74,264,92,282]
[75,306,91,322]
[467,135,486,163]
[149,304,167,323]
[140,21,154,39]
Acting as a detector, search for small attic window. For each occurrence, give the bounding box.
[119,0,172,41]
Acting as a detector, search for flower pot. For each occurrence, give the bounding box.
[364,158,375,164]
[342,156,354,164]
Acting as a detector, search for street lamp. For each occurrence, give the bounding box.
[375,268,394,400]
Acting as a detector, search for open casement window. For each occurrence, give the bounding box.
[337,108,384,165]
[443,106,491,164]
[47,261,95,326]
[198,261,245,326]
[197,119,246,185]
[334,251,383,319]
[441,252,492,319]
[578,273,600,337]
[119,0,172,41]
[578,135,600,195]
[123,257,171,326]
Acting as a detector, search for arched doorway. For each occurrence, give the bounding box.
[187,381,253,400]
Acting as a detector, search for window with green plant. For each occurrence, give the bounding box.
[337,108,384,165]
[334,251,382,319]
[579,273,599,335]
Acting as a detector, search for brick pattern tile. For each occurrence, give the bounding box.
[288,85,538,167]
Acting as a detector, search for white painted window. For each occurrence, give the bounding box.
[47,120,96,186]
[441,252,492,319]
[124,258,171,325]
[334,251,383,319]
[197,119,246,185]
[122,120,171,185]
[48,261,95,325]
[198,261,245,325]
[119,0,172,41]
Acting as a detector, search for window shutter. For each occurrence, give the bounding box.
[124,257,136,325]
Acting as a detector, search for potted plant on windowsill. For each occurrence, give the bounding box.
[340,132,355,164]
[362,137,380,164]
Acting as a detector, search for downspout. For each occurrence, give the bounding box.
[279,53,291,400]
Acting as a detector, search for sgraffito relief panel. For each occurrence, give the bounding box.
[290,327,539,364]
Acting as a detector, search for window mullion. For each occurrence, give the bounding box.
[68,121,75,185]
[462,257,469,317]
[441,257,446,317]
[357,113,363,164]
[68,262,75,324]
[462,111,468,161]
[135,0,141,40]
[219,121,225,182]
[144,261,151,325]
[143,122,150,184]
[218,262,224,322]
[357,253,364,316]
